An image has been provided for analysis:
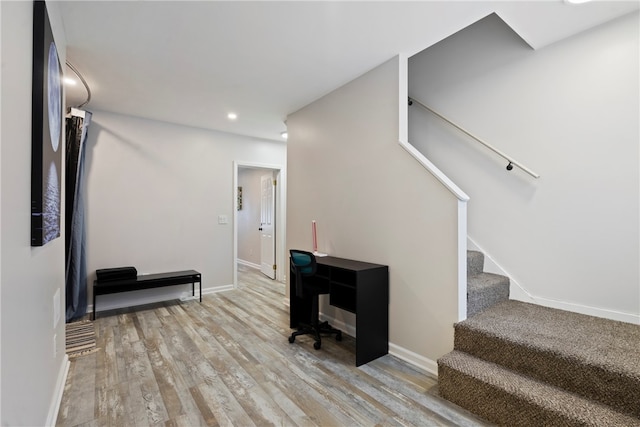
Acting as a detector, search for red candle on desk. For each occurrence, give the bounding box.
[312,220,318,253]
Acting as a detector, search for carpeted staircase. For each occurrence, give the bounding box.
[467,250,509,317]
[439,293,640,425]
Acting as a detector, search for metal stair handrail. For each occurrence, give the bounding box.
[408,97,540,179]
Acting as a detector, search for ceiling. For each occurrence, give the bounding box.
[60,1,639,142]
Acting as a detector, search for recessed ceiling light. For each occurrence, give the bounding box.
[63,77,77,86]
[565,0,592,4]
[281,131,288,140]
[227,112,237,120]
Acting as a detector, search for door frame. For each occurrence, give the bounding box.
[233,161,287,288]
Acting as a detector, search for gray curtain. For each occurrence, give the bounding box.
[65,110,92,322]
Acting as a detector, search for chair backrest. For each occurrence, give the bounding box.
[290,249,317,297]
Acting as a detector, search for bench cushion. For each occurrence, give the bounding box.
[96,266,137,282]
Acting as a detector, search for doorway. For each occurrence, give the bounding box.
[233,162,286,288]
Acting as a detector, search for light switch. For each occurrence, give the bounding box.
[218,215,228,224]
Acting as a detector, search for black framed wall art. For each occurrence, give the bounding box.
[31,0,63,246]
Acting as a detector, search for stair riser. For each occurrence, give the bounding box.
[454,325,640,418]
[466,282,509,317]
[466,250,510,317]
[467,251,484,276]
[438,363,637,427]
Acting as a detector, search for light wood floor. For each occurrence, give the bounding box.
[57,266,491,427]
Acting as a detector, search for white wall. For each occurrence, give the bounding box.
[84,111,286,312]
[237,168,272,266]
[409,12,639,322]
[1,2,68,425]
[287,57,462,372]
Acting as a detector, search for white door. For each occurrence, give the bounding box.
[260,174,276,279]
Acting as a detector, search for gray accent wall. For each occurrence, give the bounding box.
[287,57,462,368]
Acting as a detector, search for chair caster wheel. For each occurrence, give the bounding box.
[313,341,321,350]
[288,336,295,343]
[336,332,342,342]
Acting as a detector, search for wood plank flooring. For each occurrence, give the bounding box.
[57,266,491,427]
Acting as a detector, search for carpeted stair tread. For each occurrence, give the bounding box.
[467,250,484,276]
[467,272,509,291]
[438,350,640,427]
[467,272,509,317]
[454,300,640,417]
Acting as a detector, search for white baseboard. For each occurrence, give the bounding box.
[467,237,639,325]
[389,343,438,377]
[514,295,640,325]
[237,259,261,270]
[319,312,439,376]
[200,284,234,296]
[46,355,69,427]
[319,313,356,338]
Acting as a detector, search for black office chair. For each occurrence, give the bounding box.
[288,249,342,350]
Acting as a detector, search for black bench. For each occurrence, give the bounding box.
[93,270,201,320]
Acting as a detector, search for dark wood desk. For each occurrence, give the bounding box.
[290,256,389,366]
[93,270,201,320]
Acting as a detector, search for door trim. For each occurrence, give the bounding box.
[233,161,287,288]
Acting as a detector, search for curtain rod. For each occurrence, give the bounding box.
[66,60,91,109]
